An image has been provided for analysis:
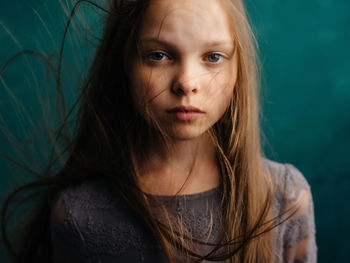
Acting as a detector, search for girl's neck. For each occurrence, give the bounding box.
[138,132,221,195]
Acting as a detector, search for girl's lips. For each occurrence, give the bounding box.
[166,106,204,121]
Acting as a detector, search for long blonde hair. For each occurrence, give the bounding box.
[1,0,284,262]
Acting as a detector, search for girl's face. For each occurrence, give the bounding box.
[129,0,238,141]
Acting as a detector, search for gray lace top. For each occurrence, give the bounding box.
[50,160,317,262]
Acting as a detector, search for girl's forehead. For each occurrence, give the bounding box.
[139,0,234,45]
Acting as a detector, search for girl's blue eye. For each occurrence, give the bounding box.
[147,52,168,61]
[206,53,223,63]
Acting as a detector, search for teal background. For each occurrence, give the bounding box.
[1,0,349,262]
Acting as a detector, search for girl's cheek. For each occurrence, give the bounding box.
[211,70,236,94]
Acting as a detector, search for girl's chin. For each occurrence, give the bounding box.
[165,127,210,142]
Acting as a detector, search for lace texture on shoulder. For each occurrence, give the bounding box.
[274,164,317,263]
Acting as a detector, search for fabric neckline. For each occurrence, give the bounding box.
[145,185,221,201]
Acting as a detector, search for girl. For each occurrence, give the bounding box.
[1,0,317,262]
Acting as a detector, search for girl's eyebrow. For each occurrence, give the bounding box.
[140,38,175,50]
[140,37,234,49]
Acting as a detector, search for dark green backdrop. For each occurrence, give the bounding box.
[1,0,349,262]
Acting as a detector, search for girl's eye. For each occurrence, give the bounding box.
[147,52,169,61]
[206,53,223,63]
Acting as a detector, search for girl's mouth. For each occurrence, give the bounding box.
[166,106,204,121]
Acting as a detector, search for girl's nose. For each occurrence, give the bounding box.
[171,64,200,96]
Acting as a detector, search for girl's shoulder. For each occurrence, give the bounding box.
[263,159,317,262]
[262,158,312,201]
[262,158,314,218]
[50,178,132,230]
[50,178,156,259]
[262,158,315,235]
[52,178,120,213]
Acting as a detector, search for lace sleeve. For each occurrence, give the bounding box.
[50,195,90,263]
[281,164,317,263]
